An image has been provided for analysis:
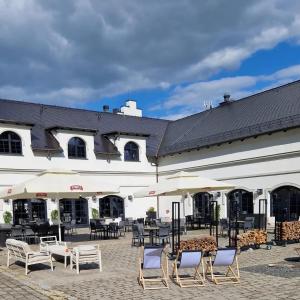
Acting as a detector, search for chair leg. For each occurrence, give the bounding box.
[76,258,79,274]
[7,252,10,268]
[25,262,28,275]
[50,258,54,271]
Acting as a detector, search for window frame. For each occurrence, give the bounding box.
[68,137,87,159]
[124,141,139,162]
[0,131,22,155]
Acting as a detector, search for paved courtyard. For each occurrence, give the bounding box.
[0,229,299,300]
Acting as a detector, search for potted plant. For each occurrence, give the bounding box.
[146,206,157,220]
[3,211,12,224]
[51,209,59,224]
[92,208,99,219]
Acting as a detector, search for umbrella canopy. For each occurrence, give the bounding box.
[0,169,119,200]
[134,171,235,198]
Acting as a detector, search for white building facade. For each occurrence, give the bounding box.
[0,80,300,225]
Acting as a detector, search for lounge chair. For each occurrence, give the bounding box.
[6,238,53,275]
[172,250,205,288]
[206,248,240,284]
[138,245,169,290]
[70,244,102,274]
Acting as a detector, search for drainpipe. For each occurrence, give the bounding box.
[155,157,159,218]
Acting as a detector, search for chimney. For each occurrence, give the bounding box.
[219,93,233,106]
[103,105,109,112]
[223,93,230,102]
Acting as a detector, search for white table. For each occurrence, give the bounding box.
[48,244,71,268]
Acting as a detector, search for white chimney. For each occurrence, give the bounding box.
[119,100,142,117]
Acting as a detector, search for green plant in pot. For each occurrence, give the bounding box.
[51,209,59,224]
[92,208,99,219]
[3,211,12,224]
[146,206,156,219]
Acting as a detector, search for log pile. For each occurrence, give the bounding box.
[277,221,300,241]
[237,230,267,248]
[179,236,217,252]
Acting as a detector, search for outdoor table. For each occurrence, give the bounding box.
[144,226,159,245]
[48,244,71,268]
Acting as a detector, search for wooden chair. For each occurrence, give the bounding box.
[205,248,240,284]
[70,244,102,274]
[6,238,53,275]
[172,250,205,288]
[138,245,169,290]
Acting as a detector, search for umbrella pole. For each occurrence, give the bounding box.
[57,198,62,242]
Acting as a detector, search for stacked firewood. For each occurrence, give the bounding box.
[237,230,267,248]
[179,236,217,252]
[279,221,300,241]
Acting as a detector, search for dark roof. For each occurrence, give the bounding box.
[1,79,300,157]
[0,99,169,156]
[159,79,300,155]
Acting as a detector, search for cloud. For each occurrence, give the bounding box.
[159,64,300,119]
[0,0,300,107]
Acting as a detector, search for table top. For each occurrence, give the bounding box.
[144,226,159,230]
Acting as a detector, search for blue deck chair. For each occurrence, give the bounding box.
[172,250,205,288]
[138,245,169,290]
[206,248,240,284]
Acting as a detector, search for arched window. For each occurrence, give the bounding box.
[227,189,253,220]
[68,137,86,159]
[0,131,22,154]
[124,142,139,161]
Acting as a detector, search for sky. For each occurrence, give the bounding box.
[1,0,300,120]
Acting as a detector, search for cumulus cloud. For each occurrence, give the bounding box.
[0,0,300,108]
[159,64,300,119]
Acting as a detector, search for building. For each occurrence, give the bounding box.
[0,80,300,225]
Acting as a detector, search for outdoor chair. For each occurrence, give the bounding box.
[205,248,240,285]
[172,250,205,288]
[124,218,134,232]
[108,222,119,239]
[70,244,102,274]
[23,227,38,244]
[118,221,126,237]
[243,217,255,232]
[220,218,229,236]
[40,236,69,268]
[10,227,24,241]
[6,238,53,275]
[156,225,170,245]
[138,245,169,290]
[90,220,99,240]
[132,224,144,246]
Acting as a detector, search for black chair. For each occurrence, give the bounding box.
[108,222,119,239]
[243,217,255,232]
[132,224,144,246]
[124,218,134,232]
[23,226,38,244]
[10,227,24,241]
[90,220,98,240]
[156,225,170,245]
[220,218,229,236]
[118,221,125,237]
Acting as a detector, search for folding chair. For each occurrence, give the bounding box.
[206,248,240,284]
[138,245,169,290]
[172,250,205,288]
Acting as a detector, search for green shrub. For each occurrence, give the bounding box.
[147,206,156,213]
[51,209,58,221]
[3,211,12,224]
[92,208,99,219]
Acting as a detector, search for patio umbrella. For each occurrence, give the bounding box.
[134,171,235,198]
[0,169,119,240]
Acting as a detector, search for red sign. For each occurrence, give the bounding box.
[70,185,83,191]
[7,188,12,194]
[149,191,156,195]
[36,193,48,197]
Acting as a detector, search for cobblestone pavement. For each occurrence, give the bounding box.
[0,229,299,300]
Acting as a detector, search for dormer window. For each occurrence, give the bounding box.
[68,137,86,159]
[124,141,139,161]
[0,131,22,154]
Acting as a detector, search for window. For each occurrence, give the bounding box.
[68,137,86,159]
[124,142,139,161]
[99,196,124,218]
[0,131,22,154]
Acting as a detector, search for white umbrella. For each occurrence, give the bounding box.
[0,169,119,240]
[134,171,234,197]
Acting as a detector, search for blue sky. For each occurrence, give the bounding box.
[1,1,300,120]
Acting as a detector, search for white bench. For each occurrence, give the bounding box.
[6,238,53,275]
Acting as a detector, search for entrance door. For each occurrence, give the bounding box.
[59,198,88,225]
[193,192,211,218]
[99,196,124,219]
[271,186,300,221]
[227,189,253,220]
[13,199,47,225]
